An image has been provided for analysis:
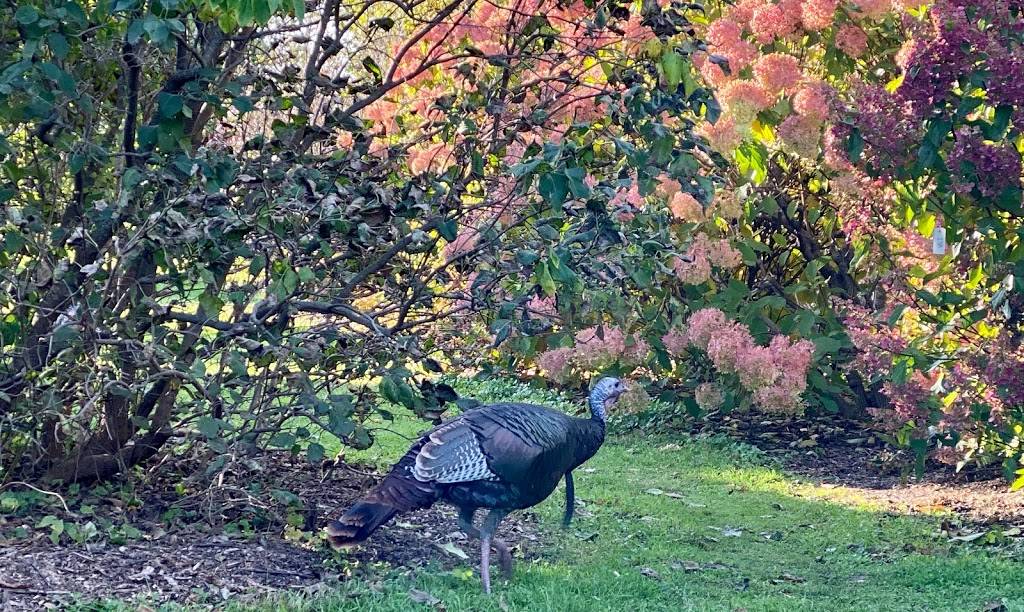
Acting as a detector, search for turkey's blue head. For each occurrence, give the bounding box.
[588,377,627,422]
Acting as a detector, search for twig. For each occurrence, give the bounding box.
[0,482,71,513]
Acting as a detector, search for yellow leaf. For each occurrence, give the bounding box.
[751,120,775,143]
[1011,470,1024,492]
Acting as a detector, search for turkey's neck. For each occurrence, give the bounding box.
[588,393,607,423]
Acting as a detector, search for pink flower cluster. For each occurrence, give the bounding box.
[672,234,742,285]
[537,325,651,381]
[719,80,773,125]
[750,1,800,44]
[696,115,743,153]
[706,17,758,71]
[683,308,815,413]
[662,328,690,356]
[792,82,831,122]
[408,141,456,175]
[673,253,712,285]
[705,238,743,268]
[777,114,822,158]
[669,191,704,222]
[692,0,901,160]
[835,25,869,58]
[841,300,908,376]
[872,373,932,435]
[801,0,838,30]
[753,54,802,95]
[851,0,891,19]
[537,347,574,383]
[526,295,557,317]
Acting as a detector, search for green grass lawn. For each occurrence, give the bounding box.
[238,379,1023,612]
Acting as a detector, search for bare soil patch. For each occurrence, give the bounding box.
[695,412,1024,526]
[0,455,542,610]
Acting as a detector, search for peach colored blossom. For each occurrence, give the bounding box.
[753,53,802,95]
[669,191,704,222]
[792,82,831,122]
[835,25,869,58]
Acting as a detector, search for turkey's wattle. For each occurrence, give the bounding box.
[325,377,626,594]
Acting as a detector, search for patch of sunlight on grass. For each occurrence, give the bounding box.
[245,430,1023,611]
[96,379,1021,612]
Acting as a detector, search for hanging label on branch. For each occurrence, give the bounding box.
[932,226,946,255]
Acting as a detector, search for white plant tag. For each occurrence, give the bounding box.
[932,226,946,255]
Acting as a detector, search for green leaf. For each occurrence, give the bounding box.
[268,432,297,448]
[516,249,540,266]
[198,291,224,316]
[306,442,325,463]
[887,305,908,326]
[48,33,70,60]
[491,319,513,347]
[986,105,1013,140]
[254,0,273,24]
[362,56,383,82]
[661,50,685,91]
[51,324,81,349]
[812,336,843,357]
[438,220,458,241]
[564,167,590,198]
[15,5,39,24]
[536,223,560,241]
[157,93,183,118]
[535,261,556,296]
[143,15,171,44]
[197,416,222,439]
[915,289,942,308]
[37,515,64,544]
[510,158,542,178]
[282,267,299,294]
[539,172,569,208]
[249,254,266,276]
[378,376,402,405]
[846,128,864,162]
[226,351,248,378]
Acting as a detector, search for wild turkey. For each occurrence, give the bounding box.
[325,376,626,593]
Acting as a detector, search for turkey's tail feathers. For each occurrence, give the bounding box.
[326,447,442,548]
[326,501,397,548]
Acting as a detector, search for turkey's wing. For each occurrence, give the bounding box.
[411,419,500,483]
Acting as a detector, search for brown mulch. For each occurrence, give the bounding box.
[693,412,1024,526]
[0,455,542,610]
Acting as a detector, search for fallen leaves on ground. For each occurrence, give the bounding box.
[437,542,469,560]
[671,560,728,572]
[771,573,806,584]
[408,588,441,605]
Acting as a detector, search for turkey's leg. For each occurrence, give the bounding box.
[563,470,575,528]
[460,506,513,579]
[458,506,479,537]
[480,533,493,594]
[479,509,510,593]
